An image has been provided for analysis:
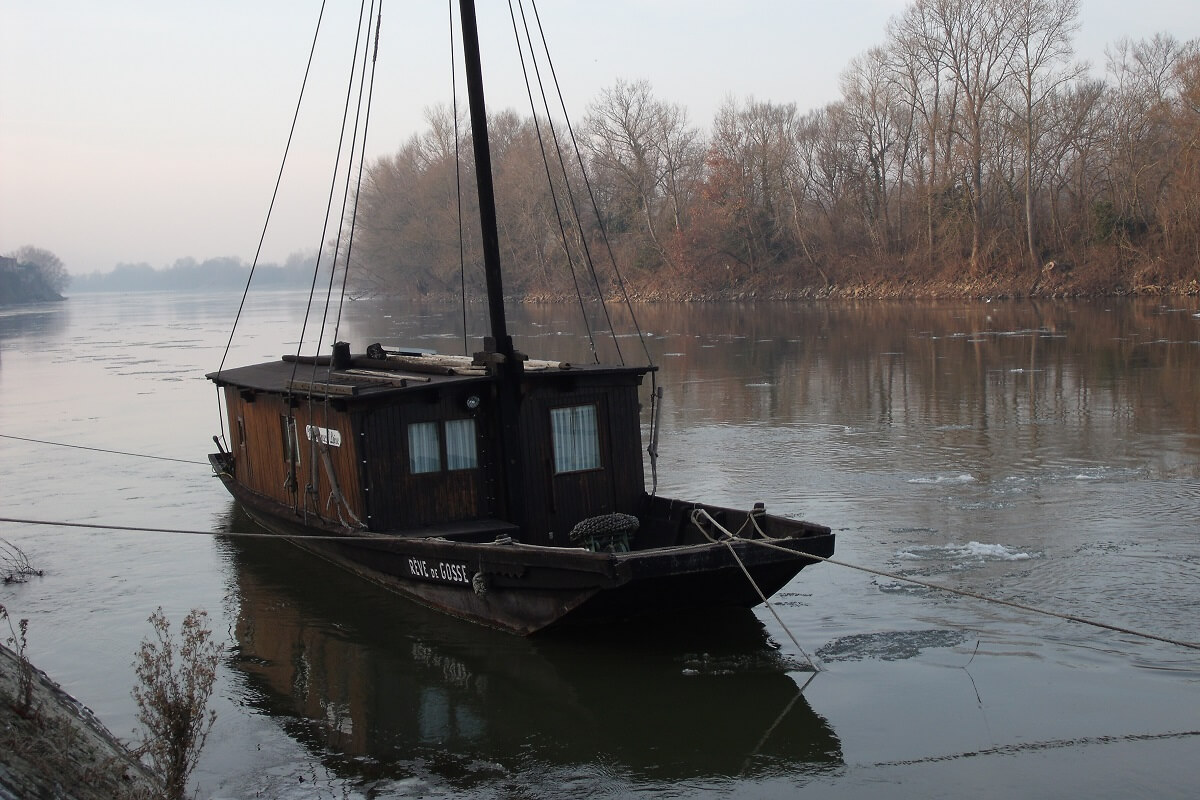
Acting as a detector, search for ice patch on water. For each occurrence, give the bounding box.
[907,473,976,485]
[817,629,968,662]
[961,541,1033,560]
[1060,465,1147,482]
[899,541,1035,562]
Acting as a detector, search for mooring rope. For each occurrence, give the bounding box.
[7,502,1197,655]
[717,535,821,672]
[0,434,208,466]
[0,516,410,542]
[869,728,1200,768]
[689,508,820,671]
[691,508,1200,653]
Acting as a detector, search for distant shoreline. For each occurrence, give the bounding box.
[43,268,1200,303]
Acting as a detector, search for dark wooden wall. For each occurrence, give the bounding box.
[517,375,647,544]
[224,370,649,541]
[357,387,494,530]
[223,388,364,523]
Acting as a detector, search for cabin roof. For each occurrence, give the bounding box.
[206,351,653,399]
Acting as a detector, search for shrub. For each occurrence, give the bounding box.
[131,608,221,800]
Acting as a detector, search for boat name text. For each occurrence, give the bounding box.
[407,558,471,585]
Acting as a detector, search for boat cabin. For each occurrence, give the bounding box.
[208,345,654,546]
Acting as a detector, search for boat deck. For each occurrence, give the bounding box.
[208,351,652,398]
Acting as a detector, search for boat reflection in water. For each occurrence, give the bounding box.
[219,506,842,786]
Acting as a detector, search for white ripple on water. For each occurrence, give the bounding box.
[898,541,1037,564]
[906,473,977,485]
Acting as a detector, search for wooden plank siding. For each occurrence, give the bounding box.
[357,387,496,531]
[223,387,364,523]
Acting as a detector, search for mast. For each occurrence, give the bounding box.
[459,0,514,363]
[458,0,527,528]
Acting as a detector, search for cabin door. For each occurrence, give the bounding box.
[543,398,616,542]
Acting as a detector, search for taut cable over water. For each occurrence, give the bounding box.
[690,508,1200,654]
[4,433,1193,650]
[0,434,208,466]
[3,426,1196,652]
[3,467,1196,654]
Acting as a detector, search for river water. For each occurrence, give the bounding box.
[1,292,1198,798]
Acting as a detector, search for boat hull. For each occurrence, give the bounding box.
[213,456,834,635]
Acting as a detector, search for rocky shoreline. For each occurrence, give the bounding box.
[0,643,160,800]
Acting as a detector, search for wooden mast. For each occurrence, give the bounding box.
[459,0,513,362]
[458,0,527,528]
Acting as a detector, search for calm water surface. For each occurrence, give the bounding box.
[1,292,1198,798]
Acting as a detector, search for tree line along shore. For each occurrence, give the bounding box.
[345,1,1200,303]
[9,2,1200,305]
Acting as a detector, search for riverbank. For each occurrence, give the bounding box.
[523,272,1200,303]
[0,642,160,800]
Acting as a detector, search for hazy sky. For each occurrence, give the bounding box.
[2,1,1197,275]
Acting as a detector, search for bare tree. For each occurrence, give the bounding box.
[888,0,962,269]
[1005,0,1082,272]
[927,0,1020,271]
[584,79,697,267]
[842,47,909,255]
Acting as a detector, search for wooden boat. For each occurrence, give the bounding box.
[222,521,844,777]
[207,0,833,635]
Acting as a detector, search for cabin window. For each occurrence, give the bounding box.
[409,419,478,474]
[280,415,300,464]
[551,404,600,473]
[445,418,478,470]
[408,421,441,474]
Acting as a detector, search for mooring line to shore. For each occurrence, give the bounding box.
[720,536,821,672]
[6,510,1198,654]
[0,516,410,542]
[867,728,1200,767]
[0,433,209,466]
[767,538,1200,652]
[691,508,1200,654]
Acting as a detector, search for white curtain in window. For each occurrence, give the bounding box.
[445,419,478,470]
[551,405,599,473]
[408,422,441,473]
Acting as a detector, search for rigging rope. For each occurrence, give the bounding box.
[509,0,601,364]
[212,0,330,452]
[449,0,470,356]
[287,0,372,405]
[517,0,626,365]
[526,0,655,369]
